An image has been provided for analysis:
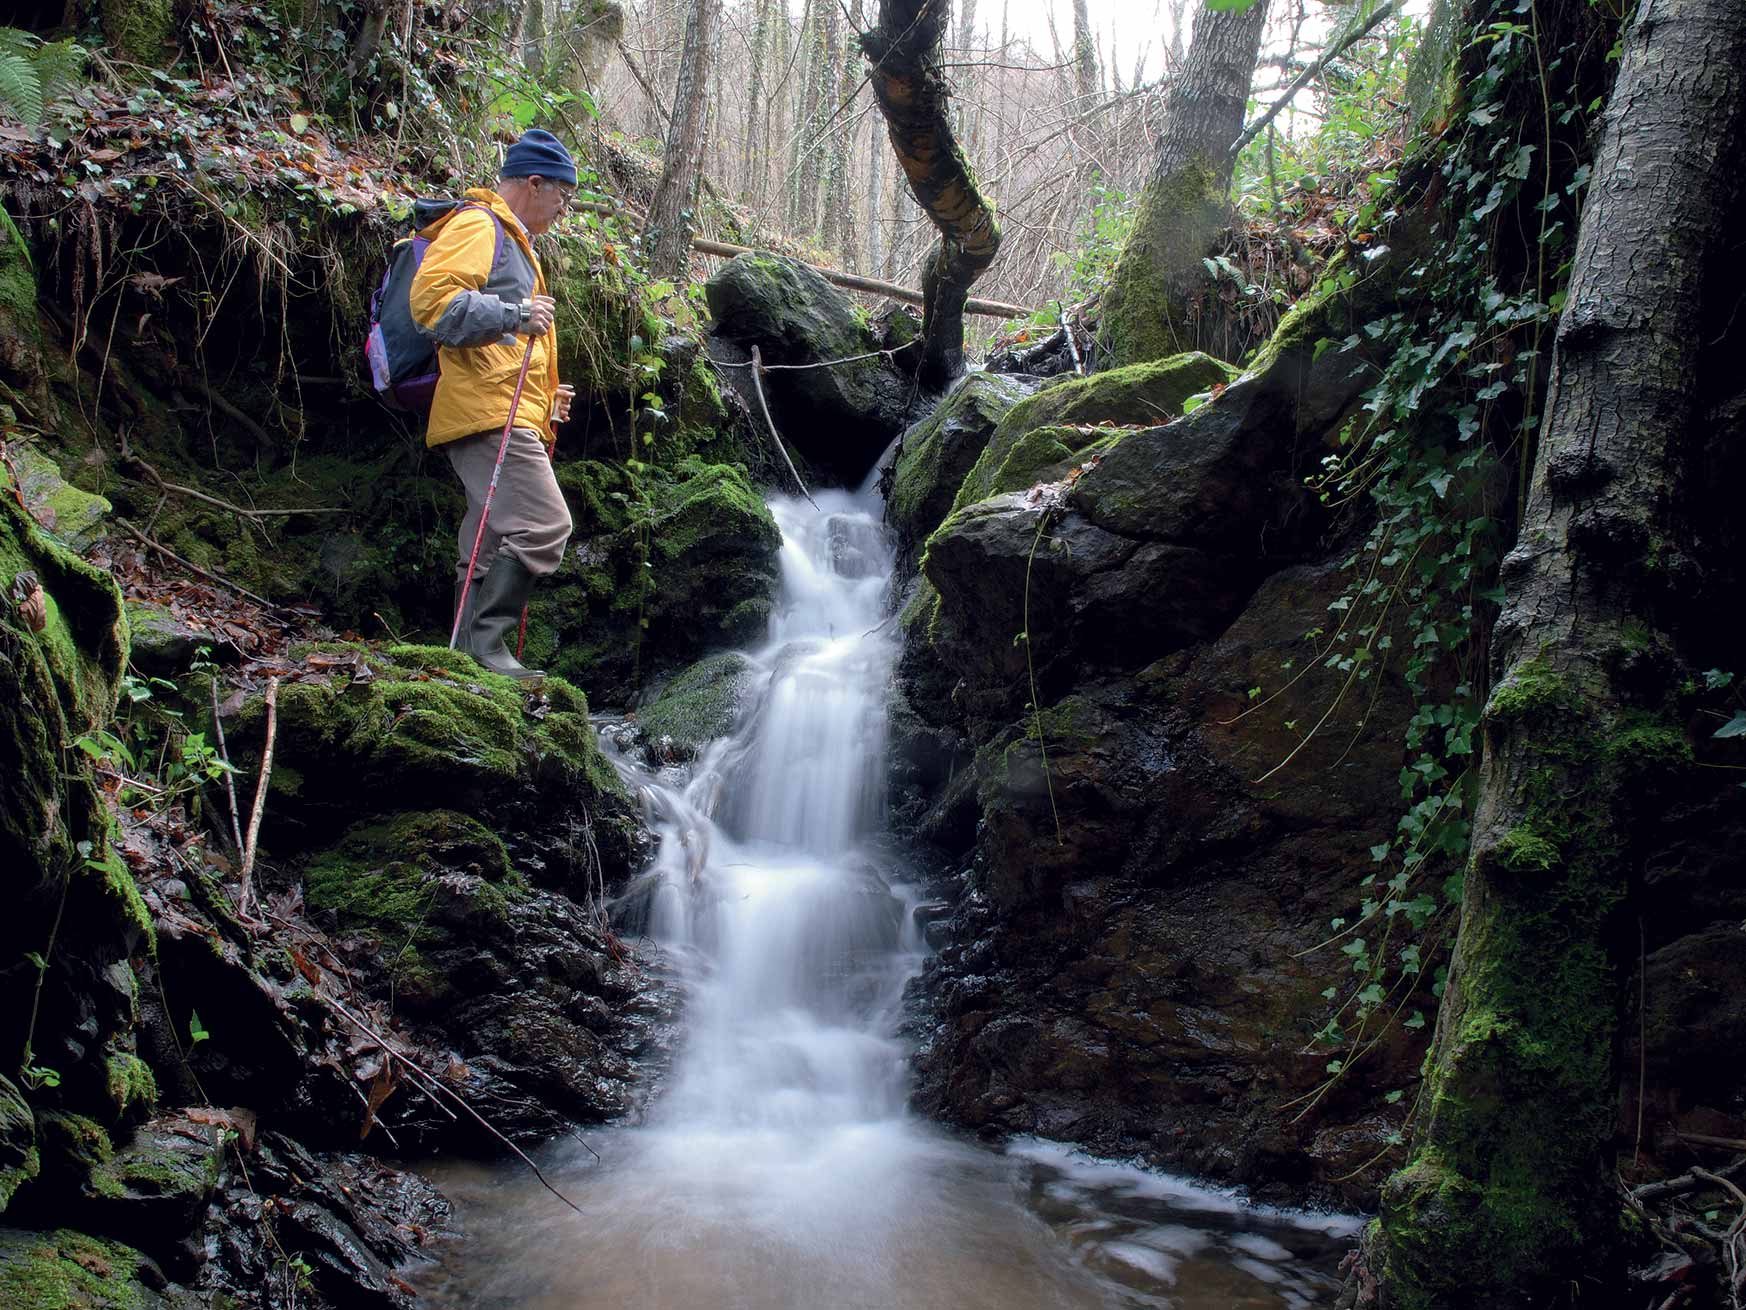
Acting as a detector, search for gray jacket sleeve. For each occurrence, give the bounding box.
[415,214,522,348]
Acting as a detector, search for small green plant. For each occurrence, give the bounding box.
[0,28,85,127]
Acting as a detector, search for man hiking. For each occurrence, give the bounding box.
[410,127,579,682]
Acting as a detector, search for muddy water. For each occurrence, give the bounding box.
[406,485,1360,1308]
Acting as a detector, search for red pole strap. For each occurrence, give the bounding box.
[450,336,539,650]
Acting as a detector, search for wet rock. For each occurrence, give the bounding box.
[633,651,759,762]
[705,253,934,483]
[77,1113,222,1275]
[300,809,669,1135]
[190,1133,450,1310]
[886,373,1037,575]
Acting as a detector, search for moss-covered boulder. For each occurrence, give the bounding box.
[79,1114,222,1258]
[0,494,148,1140]
[951,353,1236,514]
[304,810,524,1011]
[532,457,780,704]
[886,373,1036,574]
[7,444,112,552]
[0,1227,167,1309]
[632,651,758,760]
[705,253,927,483]
[301,808,650,1123]
[229,643,637,878]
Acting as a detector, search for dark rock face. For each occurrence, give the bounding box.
[705,254,936,484]
[893,307,1436,1205]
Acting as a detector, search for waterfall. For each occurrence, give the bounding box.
[412,481,1362,1310]
[638,485,916,1138]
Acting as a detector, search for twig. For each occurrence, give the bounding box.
[238,676,278,919]
[187,375,276,450]
[1059,304,1084,375]
[748,346,820,511]
[1228,0,1406,161]
[121,450,342,519]
[115,520,280,610]
[210,679,247,861]
[322,993,597,1209]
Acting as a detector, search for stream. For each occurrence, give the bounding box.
[407,483,1361,1309]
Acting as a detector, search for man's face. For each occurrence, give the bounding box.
[525,175,575,234]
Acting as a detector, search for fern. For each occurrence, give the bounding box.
[0,49,43,126]
[0,28,86,127]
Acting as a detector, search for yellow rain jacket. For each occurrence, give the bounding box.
[408,188,559,449]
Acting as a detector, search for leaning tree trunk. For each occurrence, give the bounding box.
[1071,0,1098,105]
[863,0,1002,387]
[643,0,719,280]
[1360,0,1746,1304]
[1096,0,1267,367]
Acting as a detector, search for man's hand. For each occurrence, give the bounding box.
[553,383,576,425]
[526,294,556,337]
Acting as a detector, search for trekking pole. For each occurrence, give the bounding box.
[450,336,538,649]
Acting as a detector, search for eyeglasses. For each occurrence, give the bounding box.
[537,178,579,208]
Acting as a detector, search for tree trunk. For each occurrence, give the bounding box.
[741,0,773,203]
[1096,0,1267,366]
[864,0,1002,387]
[821,2,859,256]
[1361,0,1746,1303]
[644,0,719,279]
[1071,0,1097,105]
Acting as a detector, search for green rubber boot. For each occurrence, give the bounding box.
[465,554,544,683]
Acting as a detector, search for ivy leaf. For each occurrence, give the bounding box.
[1715,712,1746,739]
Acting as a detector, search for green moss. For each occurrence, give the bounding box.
[1494,826,1560,874]
[0,1228,159,1310]
[38,1112,114,1174]
[1099,157,1225,367]
[100,0,178,63]
[1374,651,1642,1302]
[101,1055,156,1123]
[0,1073,37,1215]
[305,809,520,926]
[951,354,1235,514]
[636,652,753,754]
[887,374,1032,541]
[1485,657,1579,725]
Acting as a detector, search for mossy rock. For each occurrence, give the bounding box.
[951,354,1236,514]
[4,445,112,552]
[887,373,1035,568]
[0,496,147,1146]
[0,1074,38,1216]
[705,253,920,483]
[303,810,525,1011]
[0,1227,166,1309]
[531,457,780,704]
[101,0,179,63]
[80,1113,221,1248]
[633,651,758,759]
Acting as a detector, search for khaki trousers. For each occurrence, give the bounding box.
[445,427,573,583]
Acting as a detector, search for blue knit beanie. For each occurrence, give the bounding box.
[501,129,577,186]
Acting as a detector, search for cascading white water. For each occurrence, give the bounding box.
[639,485,914,1138]
[412,481,1361,1310]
